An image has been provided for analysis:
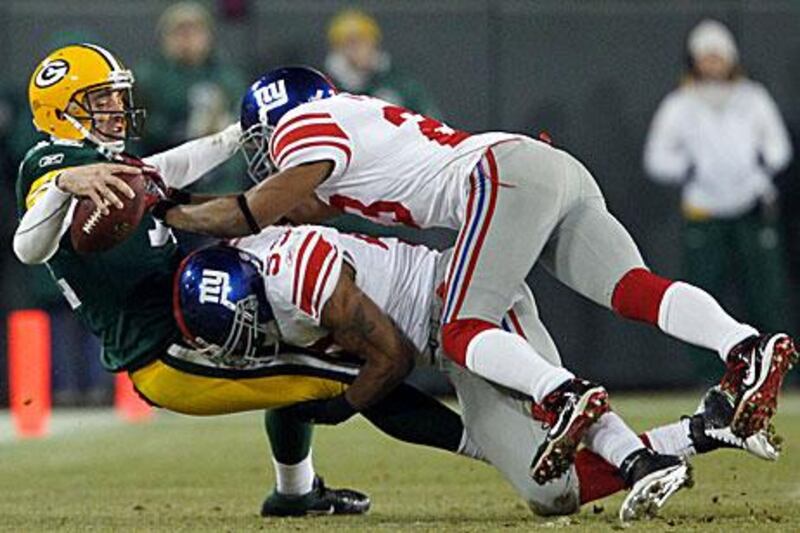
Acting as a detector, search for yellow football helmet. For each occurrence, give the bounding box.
[328,9,382,47]
[28,43,144,144]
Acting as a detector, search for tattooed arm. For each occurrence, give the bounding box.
[280,263,417,425]
[321,264,417,410]
[284,265,418,424]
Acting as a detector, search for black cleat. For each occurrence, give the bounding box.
[260,476,370,517]
[530,378,609,484]
[619,448,691,522]
[720,333,798,438]
[688,386,780,460]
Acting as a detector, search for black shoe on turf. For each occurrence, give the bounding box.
[688,386,781,460]
[260,476,370,517]
[529,378,610,484]
[618,448,692,523]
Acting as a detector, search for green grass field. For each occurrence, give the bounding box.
[2,393,800,532]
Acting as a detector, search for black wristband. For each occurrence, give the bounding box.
[151,199,177,222]
[236,194,261,235]
[169,188,192,205]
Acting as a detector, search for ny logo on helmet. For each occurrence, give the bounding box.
[255,80,289,119]
[199,269,236,311]
[35,59,70,88]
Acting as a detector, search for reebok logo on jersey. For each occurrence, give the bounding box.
[38,153,64,168]
[199,269,236,311]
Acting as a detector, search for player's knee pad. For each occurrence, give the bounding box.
[441,319,497,367]
[611,268,674,325]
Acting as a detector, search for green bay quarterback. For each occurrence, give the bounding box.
[13,43,467,516]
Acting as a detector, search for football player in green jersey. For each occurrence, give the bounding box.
[13,43,469,517]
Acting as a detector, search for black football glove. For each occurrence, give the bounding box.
[283,395,357,425]
[150,187,192,223]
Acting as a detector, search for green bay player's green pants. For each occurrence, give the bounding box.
[683,209,792,382]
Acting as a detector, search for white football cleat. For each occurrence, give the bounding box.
[619,449,692,523]
[701,425,780,461]
[691,386,781,461]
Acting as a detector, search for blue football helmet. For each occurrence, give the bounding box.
[239,66,337,182]
[173,245,277,367]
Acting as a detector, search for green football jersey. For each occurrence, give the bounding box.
[16,140,184,371]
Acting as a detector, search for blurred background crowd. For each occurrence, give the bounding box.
[2,0,800,406]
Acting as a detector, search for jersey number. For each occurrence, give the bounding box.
[329,194,420,229]
[382,105,470,147]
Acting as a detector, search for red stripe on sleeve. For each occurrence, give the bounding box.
[272,122,349,160]
[292,232,316,306]
[299,237,334,315]
[269,113,332,154]
[311,249,339,318]
[276,140,352,169]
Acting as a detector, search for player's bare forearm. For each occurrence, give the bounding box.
[322,266,416,410]
[165,196,250,238]
[184,193,230,205]
[246,160,332,226]
[284,194,343,224]
[164,161,332,237]
[334,301,415,409]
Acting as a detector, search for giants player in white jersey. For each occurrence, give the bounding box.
[160,67,797,482]
[174,224,778,522]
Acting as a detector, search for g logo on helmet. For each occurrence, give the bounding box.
[35,59,70,88]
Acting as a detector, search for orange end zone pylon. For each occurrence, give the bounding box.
[8,310,51,438]
[114,373,153,422]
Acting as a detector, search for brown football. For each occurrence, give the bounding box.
[70,171,149,254]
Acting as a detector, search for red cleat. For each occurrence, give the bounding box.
[720,333,798,438]
[530,378,610,484]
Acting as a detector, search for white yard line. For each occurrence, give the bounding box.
[0,409,127,444]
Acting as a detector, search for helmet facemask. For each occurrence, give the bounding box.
[239,122,276,183]
[192,294,280,368]
[62,71,145,153]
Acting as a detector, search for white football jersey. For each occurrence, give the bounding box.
[233,225,439,353]
[268,94,519,230]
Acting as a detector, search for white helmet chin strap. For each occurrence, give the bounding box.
[63,112,125,159]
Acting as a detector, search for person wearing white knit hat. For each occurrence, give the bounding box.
[644,19,793,378]
[688,19,738,66]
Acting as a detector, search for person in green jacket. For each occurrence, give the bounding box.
[324,8,441,117]
[135,1,247,194]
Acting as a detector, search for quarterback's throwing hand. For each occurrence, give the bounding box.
[56,163,140,215]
